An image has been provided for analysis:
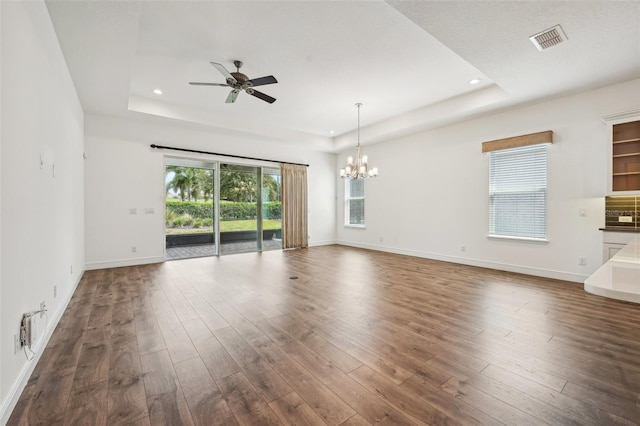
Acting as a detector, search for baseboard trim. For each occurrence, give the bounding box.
[309,239,336,247]
[85,256,165,270]
[337,241,588,283]
[0,271,84,424]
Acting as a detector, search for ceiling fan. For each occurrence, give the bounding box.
[189,60,278,104]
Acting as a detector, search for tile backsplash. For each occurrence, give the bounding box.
[605,196,639,229]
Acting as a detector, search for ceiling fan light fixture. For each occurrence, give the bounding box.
[340,103,378,179]
[189,60,278,104]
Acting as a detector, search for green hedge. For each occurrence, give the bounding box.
[166,200,281,221]
[166,200,213,218]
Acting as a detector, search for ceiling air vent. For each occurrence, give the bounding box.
[529,25,567,51]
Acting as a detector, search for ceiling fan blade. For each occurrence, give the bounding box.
[247,75,278,87]
[248,89,276,104]
[211,62,237,85]
[189,82,230,87]
[226,89,240,103]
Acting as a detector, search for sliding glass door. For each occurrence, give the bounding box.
[262,167,282,251]
[165,159,217,260]
[165,158,281,259]
[219,164,260,255]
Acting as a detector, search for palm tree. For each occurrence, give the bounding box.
[166,166,204,201]
[166,166,190,201]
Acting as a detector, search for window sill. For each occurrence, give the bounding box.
[344,224,366,229]
[488,234,548,244]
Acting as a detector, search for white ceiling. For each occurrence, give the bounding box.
[45,0,640,152]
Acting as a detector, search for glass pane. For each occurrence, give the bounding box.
[219,164,259,255]
[350,179,365,197]
[490,192,546,238]
[349,199,365,225]
[263,167,282,251]
[488,144,547,239]
[165,163,216,260]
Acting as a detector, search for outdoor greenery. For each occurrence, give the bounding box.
[165,166,214,202]
[166,220,282,235]
[165,166,280,202]
[165,166,282,234]
[165,200,281,221]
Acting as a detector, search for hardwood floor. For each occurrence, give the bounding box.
[8,245,640,425]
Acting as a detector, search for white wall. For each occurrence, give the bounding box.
[0,1,85,422]
[337,79,640,283]
[0,0,4,406]
[84,114,336,269]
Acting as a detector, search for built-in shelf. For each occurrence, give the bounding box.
[611,119,640,192]
[613,137,640,145]
[613,171,640,176]
[613,153,640,158]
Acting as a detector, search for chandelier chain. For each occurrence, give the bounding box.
[356,102,362,148]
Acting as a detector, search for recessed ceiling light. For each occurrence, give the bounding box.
[469,78,481,85]
[153,89,163,95]
[329,130,335,135]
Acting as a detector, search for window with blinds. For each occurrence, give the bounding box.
[345,179,365,227]
[489,144,548,240]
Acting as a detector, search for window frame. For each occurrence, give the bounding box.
[344,179,366,228]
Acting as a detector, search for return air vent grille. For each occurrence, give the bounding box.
[529,25,567,51]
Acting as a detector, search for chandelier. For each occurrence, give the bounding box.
[340,103,378,179]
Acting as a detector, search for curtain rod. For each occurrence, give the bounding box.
[150,144,309,167]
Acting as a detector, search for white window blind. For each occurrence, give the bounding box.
[345,179,365,226]
[489,144,548,240]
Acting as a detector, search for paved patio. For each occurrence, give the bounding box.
[166,239,282,260]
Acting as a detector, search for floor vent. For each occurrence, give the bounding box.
[530,25,567,51]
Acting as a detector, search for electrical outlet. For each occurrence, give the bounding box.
[461,246,466,252]
[380,236,384,242]
[579,257,586,266]
[131,246,137,253]
[53,285,57,299]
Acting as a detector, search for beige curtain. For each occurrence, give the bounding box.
[281,164,308,249]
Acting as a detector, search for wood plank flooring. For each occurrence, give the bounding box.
[8,245,640,425]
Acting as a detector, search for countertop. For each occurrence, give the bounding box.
[584,235,640,303]
[599,227,640,233]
